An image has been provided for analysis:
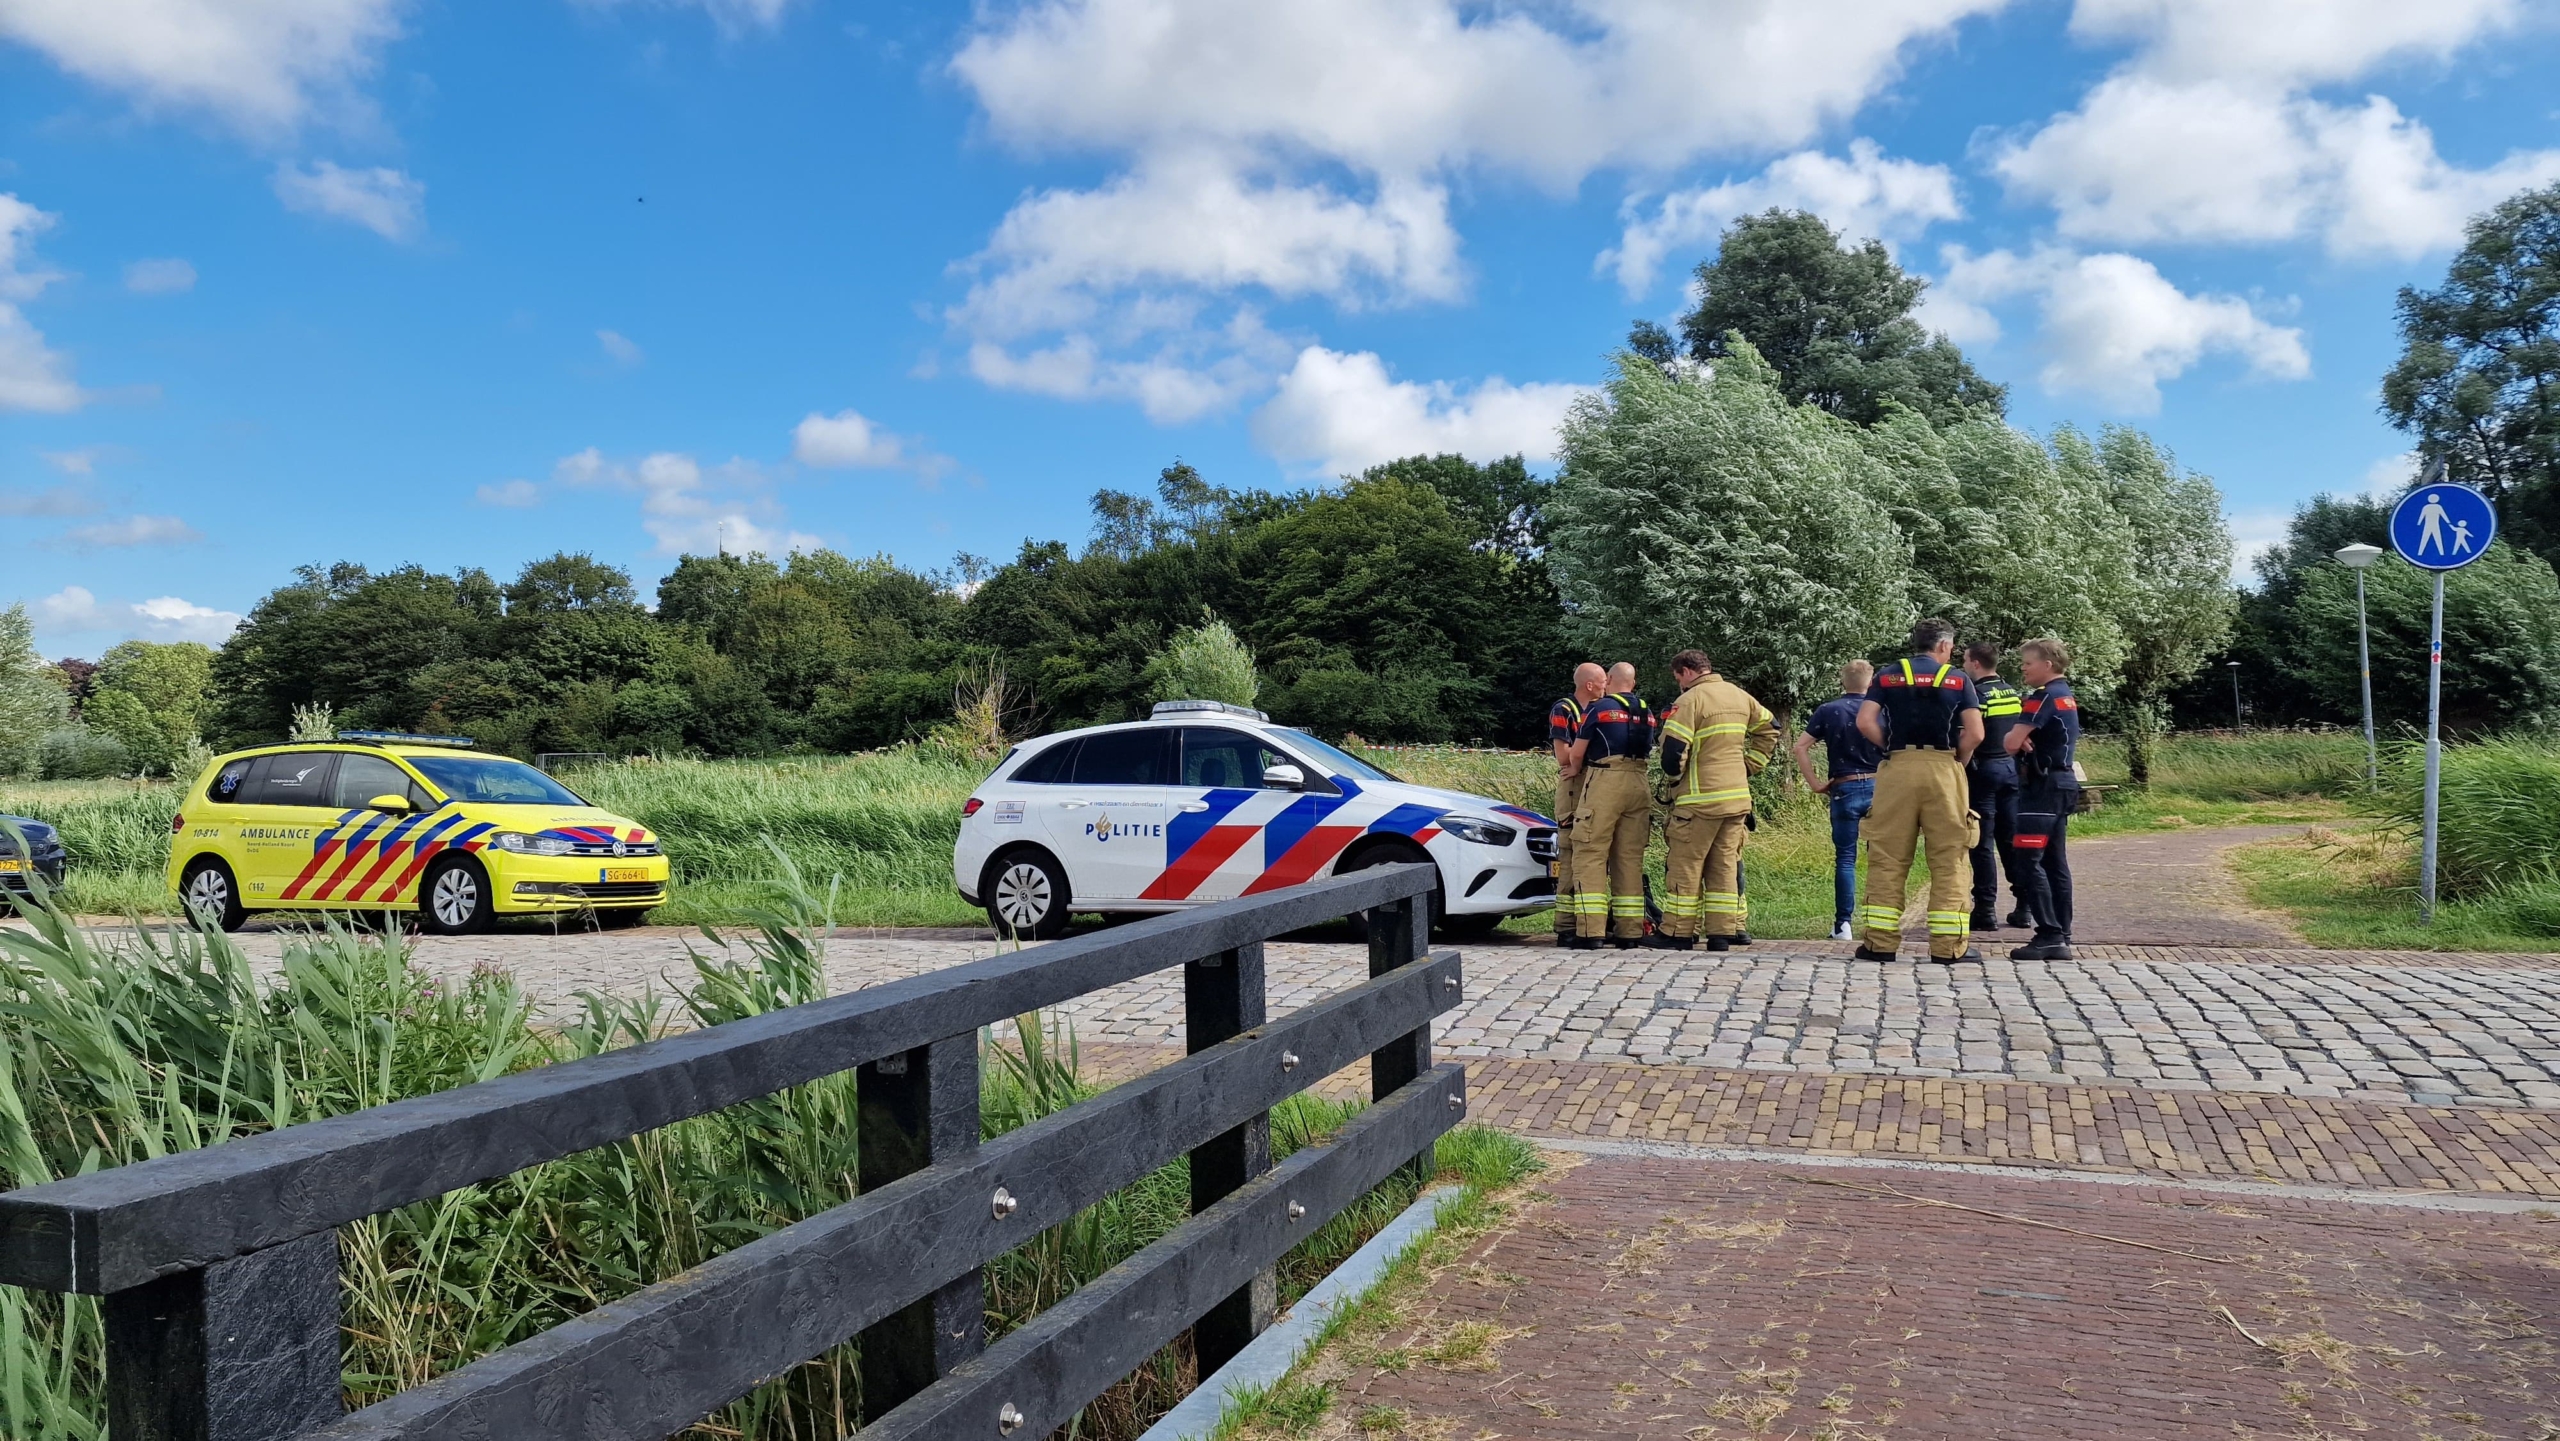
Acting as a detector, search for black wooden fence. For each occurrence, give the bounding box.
[0,862,1463,1441]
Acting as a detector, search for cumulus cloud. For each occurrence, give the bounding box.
[123,257,197,294]
[596,329,644,366]
[38,586,242,645]
[554,446,820,557]
[0,482,94,516]
[1602,140,1964,295]
[1995,0,2553,259]
[0,0,406,136]
[0,193,79,414]
[54,514,202,548]
[946,0,2005,418]
[40,446,106,474]
[572,0,796,32]
[790,409,905,469]
[2358,449,2419,501]
[271,160,426,241]
[474,478,540,508]
[2225,507,2293,585]
[1926,245,2309,411]
[1250,346,1590,478]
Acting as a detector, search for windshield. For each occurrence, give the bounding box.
[408,755,590,807]
[1282,731,1404,784]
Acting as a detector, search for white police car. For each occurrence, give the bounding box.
[954,701,1561,940]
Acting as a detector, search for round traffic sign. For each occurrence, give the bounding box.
[2390,484,2497,570]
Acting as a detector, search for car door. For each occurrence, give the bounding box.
[230,752,342,906]
[323,753,446,908]
[1150,726,1301,903]
[1054,727,1181,901]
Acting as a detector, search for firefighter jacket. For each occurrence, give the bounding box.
[1656,672,1779,815]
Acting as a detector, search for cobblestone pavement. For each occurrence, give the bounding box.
[1310,1155,2560,1440]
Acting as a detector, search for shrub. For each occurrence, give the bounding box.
[1143,620,1260,710]
[2383,733,2560,897]
[37,726,131,780]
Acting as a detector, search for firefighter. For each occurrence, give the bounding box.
[1549,662,1606,940]
[2005,637,2083,960]
[1853,618,1987,963]
[1961,640,2029,933]
[1650,649,1778,951]
[1564,663,1654,949]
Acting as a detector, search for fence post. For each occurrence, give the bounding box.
[1186,942,1274,1376]
[102,1229,342,1441]
[1366,879,1437,1186]
[856,1036,984,1422]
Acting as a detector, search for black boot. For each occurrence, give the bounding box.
[1704,935,1731,952]
[1929,947,1986,964]
[1613,936,1641,950]
[1644,933,1694,951]
[2011,937,2074,960]
[1970,911,1999,933]
[1567,934,1604,951]
[2004,907,2031,928]
[1728,931,1752,946]
[1851,945,1898,962]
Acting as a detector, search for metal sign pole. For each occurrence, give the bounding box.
[2420,570,2444,925]
[2357,569,2377,791]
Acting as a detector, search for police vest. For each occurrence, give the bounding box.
[1874,658,1973,751]
[1973,676,2024,773]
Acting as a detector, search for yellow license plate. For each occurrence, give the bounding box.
[604,868,650,883]
[0,858,21,873]
[1546,861,1559,878]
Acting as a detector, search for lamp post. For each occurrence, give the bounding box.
[2335,542,2384,791]
[2226,660,2243,733]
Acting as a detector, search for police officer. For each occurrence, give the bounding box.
[2005,637,2082,960]
[1549,662,1606,940]
[1961,641,2029,933]
[1564,663,1654,949]
[1853,618,1986,964]
[1651,649,1777,951]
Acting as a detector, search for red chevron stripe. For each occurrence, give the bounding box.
[1138,823,1258,901]
[279,841,343,902]
[377,840,448,904]
[308,840,379,902]
[343,841,411,904]
[1240,825,1363,896]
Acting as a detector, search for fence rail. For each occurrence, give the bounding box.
[0,861,1460,1441]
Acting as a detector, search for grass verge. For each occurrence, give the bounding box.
[2231,826,2560,953]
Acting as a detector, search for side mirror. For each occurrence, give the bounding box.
[368,794,413,814]
[1261,763,1305,792]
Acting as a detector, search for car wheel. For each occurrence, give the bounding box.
[179,858,247,933]
[1338,841,1449,940]
[420,856,495,935]
[983,848,1071,941]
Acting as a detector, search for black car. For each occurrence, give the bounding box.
[0,815,69,914]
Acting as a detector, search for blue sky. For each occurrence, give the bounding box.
[5,0,2557,659]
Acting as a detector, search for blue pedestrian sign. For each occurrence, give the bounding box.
[2390,483,2496,570]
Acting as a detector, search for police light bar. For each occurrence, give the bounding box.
[336,730,477,748]
[1149,700,1270,722]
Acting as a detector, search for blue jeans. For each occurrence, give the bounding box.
[1827,778,1876,928]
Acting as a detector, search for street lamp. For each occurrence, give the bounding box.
[2226,660,2243,733]
[2336,542,2384,791]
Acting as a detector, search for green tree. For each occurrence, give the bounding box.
[1142,619,1261,709]
[84,640,215,775]
[0,604,71,778]
[2291,541,2560,733]
[1548,345,1913,721]
[2069,428,2236,782]
[1674,210,2007,428]
[2382,182,2560,562]
[2190,494,2394,728]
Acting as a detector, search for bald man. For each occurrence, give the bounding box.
[1565,661,1657,947]
[1548,662,1607,939]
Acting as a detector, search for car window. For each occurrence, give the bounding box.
[247,753,339,807]
[207,757,258,804]
[1281,731,1403,783]
[333,754,431,810]
[406,755,589,806]
[1072,728,1177,786]
[1011,738,1081,784]
[1178,727,1295,789]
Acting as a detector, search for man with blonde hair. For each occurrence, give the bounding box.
[2006,637,2083,959]
[1651,649,1777,950]
[1794,657,1883,941]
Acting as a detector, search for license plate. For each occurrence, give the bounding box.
[603,867,649,883]
[1546,861,1559,878]
[0,858,20,873]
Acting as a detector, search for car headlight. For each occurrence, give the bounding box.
[491,832,572,856]
[1438,816,1518,847]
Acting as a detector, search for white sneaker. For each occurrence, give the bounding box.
[1830,922,1853,941]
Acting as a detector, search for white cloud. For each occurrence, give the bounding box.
[1927,245,2309,411]
[1995,0,2554,259]
[37,586,241,645]
[123,257,196,294]
[474,478,540,508]
[0,193,79,414]
[40,446,105,475]
[945,0,2007,419]
[572,0,795,33]
[596,329,644,366]
[1250,346,1590,478]
[2226,507,2291,586]
[0,482,93,516]
[1603,140,1964,295]
[791,409,905,469]
[2357,449,2417,501]
[55,514,201,548]
[271,160,425,241]
[553,446,820,557]
[0,0,405,136]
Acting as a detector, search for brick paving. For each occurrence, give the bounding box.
[1310,1155,2560,1440]
[2034,823,2306,947]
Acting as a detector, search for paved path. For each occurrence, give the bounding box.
[2048,822,2307,946]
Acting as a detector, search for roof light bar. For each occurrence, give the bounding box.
[1149,700,1270,722]
[336,730,478,748]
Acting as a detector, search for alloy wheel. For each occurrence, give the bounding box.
[184,867,230,923]
[994,862,1052,930]
[431,867,481,928]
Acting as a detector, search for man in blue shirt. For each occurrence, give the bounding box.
[1792,659,1883,941]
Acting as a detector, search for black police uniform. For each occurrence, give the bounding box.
[2012,677,2082,951]
[1967,672,2029,929]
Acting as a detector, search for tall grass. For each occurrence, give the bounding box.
[0,865,1504,1439]
[2076,730,2366,800]
[2380,733,2560,899]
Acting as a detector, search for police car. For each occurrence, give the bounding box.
[954,700,1561,939]
[167,732,670,934]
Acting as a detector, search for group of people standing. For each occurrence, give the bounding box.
[1547,618,2082,962]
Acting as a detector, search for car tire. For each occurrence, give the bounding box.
[1337,840,1451,940]
[983,847,1071,941]
[420,855,496,935]
[179,857,247,933]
